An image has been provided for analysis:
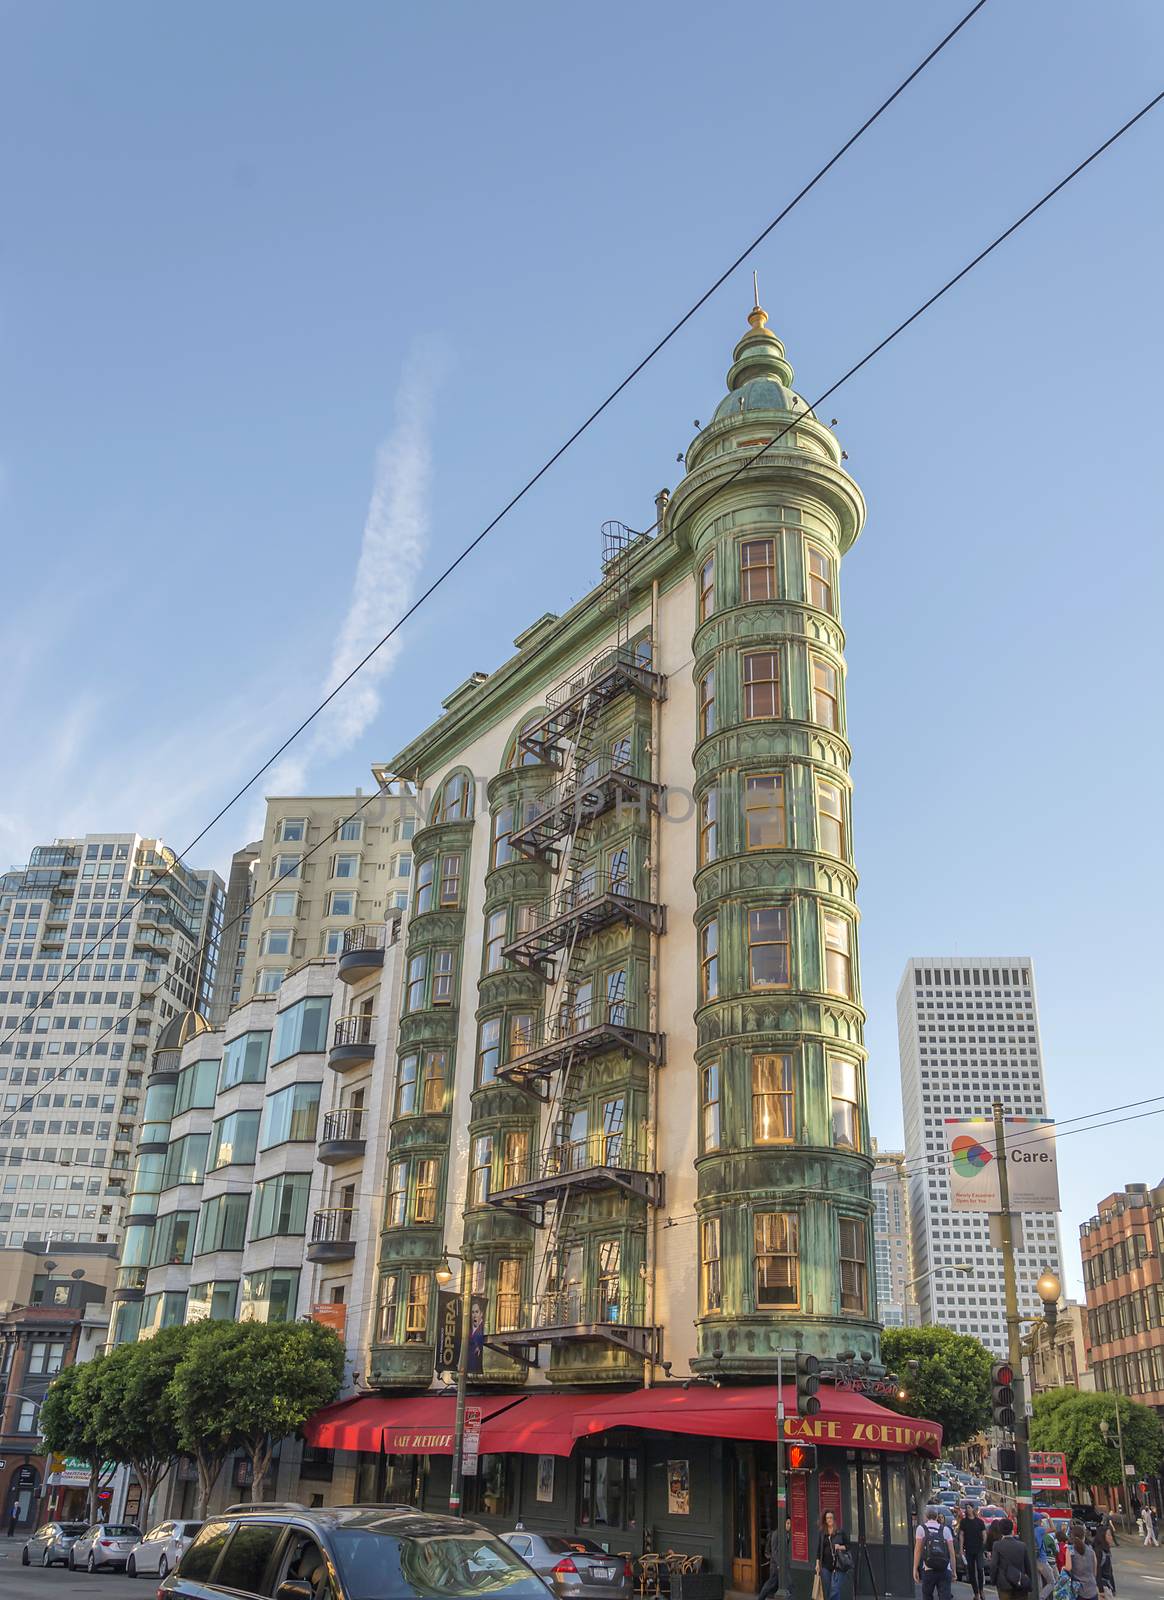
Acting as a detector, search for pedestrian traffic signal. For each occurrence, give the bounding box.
[997,1446,1018,1476]
[787,1442,818,1472]
[796,1353,821,1418]
[991,1360,1016,1430]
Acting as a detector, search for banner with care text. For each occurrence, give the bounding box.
[945,1116,1060,1212]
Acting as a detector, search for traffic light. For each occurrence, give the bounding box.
[991,1360,1016,1430]
[997,1446,1018,1477]
[796,1353,821,1418]
[787,1442,818,1472]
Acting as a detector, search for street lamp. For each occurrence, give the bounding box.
[1036,1269,1061,1333]
[435,1252,473,1518]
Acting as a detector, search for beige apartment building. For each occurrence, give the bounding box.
[240,794,417,1002]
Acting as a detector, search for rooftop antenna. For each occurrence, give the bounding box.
[752,269,760,309]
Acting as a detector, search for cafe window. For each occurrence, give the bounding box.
[464,1455,513,1519]
[578,1452,639,1531]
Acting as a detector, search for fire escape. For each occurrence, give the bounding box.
[486,522,667,1367]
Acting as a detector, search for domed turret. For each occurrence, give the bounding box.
[155,1007,212,1054]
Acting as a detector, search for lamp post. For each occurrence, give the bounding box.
[1099,1410,1129,1525]
[435,1252,473,1517]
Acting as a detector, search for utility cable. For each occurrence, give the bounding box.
[0,2,991,1040]
[0,786,390,1140]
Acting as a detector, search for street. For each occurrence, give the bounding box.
[0,1553,141,1600]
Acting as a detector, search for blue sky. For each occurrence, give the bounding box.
[2,2,1162,1290]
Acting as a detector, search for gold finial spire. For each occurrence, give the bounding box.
[748,269,768,332]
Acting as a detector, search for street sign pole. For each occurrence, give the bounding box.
[775,1348,786,1600]
[994,1102,1039,1582]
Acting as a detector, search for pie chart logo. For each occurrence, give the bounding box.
[951,1135,993,1179]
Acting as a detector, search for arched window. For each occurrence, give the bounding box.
[429,768,475,824]
[504,711,549,769]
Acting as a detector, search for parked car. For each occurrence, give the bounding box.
[20,1522,89,1568]
[159,1505,551,1600]
[128,1521,204,1578]
[501,1532,634,1598]
[69,1524,143,1572]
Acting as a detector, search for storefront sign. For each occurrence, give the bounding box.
[945,1117,1060,1212]
[790,1473,809,1562]
[784,1414,942,1456]
[311,1302,347,1336]
[819,1470,842,1527]
[47,1457,116,1488]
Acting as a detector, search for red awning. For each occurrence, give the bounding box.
[570,1385,942,1458]
[303,1393,526,1455]
[304,1385,941,1459]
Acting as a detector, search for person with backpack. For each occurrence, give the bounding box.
[1065,1522,1104,1600]
[960,1503,988,1600]
[989,1518,1036,1600]
[913,1507,956,1600]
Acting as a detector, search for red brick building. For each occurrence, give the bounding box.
[1080,1182,1164,1411]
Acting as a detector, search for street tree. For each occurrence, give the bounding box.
[880,1325,994,1447]
[38,1358,114,1523]
[170,1319,344,1512]
[94,1326,191,1523]
[1030,1388,1164,1490]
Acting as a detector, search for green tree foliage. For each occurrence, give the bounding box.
[1030,1388,1164,1489]
[93,1326,192,1520]
[38,1359,114,1523]
[169,1320,344,1512]
[880,1326,995,1447]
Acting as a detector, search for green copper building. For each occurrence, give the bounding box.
[327,303,935,1589]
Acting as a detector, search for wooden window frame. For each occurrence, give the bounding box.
[405,952,427,1013]
[469,1133,493,1207]
[812,655,839,730]
[376,1272,399,1342]
[700,918,719,1003]
[743,650,781,720]
[477,1017,500,1086]
[502,1128,529,1189]
[386,1161,407,1228]
[699,553,716,623]
[752,1052,795,1144]
[484,909,507,974]
[496,1258,522,1332]
[413,1159,438,1224]
[394,1053,419,1118]
[745,772,786,849]
[740,538,777,602]
[439,852,462,906]
[807,542,835,613]
[839,1216,867,1313]
[492,807,515,870]
[413,859,435,915]
[823,913,853,999]
[698,668,716,738]
[753,1210,800,1308]
[829,1055,861,1152]
[431,948,455,1006]
[701,1216,723,1313]
[816,777,845,858]
[404,1272,430,1340]
[701,1061,721,1152]
[420,1049,448,1114]
[699,787,718,866]
[748,906,791,990]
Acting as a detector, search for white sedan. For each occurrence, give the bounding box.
[127,1520,204,1578]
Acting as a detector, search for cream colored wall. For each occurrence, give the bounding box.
[416,572,705,1377]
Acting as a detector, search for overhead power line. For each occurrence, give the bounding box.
[0,4,990,1041]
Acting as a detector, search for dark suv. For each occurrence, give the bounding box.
[160,1505,552,1600]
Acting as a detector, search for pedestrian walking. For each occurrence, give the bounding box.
[1065,1523,1105,1600]
[758,1521,781,1600]
[914,1506,956,1600]
[1140,1506,1159,1548]
[815,1511,851,1600]
[1091,1524,1115,1596]
[990,1518,1035,1600]
[961,1503,988,1600]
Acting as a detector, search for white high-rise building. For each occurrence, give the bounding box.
[871,1146,917,1328]
[896,956,1062,1354]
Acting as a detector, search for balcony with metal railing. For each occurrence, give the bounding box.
[306,1207,357,1263]
[338,922,388,984]
[318,1107,366,1165]
[329,1012,376,1072]
[502,874,665,976]
[488,1131,663,1215]
[508,758,661,867]
[517,643,666,766]
[498,1000,663,1095]
[486,1285,661,1363]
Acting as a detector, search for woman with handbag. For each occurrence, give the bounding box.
[1064,1522,1104,1600]
[815,1511,851,1600]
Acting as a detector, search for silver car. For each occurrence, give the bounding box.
[69,1523,142,1572]
[127,1520,204,1578]
[501,1533,633,1599]
[21,1522,90,1568]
